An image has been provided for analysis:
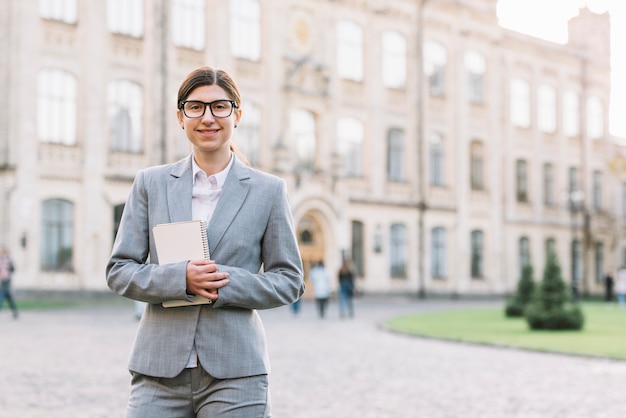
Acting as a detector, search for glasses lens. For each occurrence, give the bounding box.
[183,101,205,118]
[210,100,233,118]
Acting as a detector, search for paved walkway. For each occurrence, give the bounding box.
[1,296,625,417]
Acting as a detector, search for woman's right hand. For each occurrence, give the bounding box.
[185,260,229,301]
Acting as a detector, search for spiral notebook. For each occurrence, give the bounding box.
[152,219,213,308]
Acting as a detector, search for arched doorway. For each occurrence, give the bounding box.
[297,214,325,299]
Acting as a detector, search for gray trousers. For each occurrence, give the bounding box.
[125,366,270,418]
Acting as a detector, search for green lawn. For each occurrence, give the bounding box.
[15,299,82,310]
[385,302,626,360]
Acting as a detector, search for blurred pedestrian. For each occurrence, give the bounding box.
[338,259,355,318]
[616,267,626,307]
[290,298,301,316]
[309,260,331,319]
[603,270,614,304]
[0,247,18,319]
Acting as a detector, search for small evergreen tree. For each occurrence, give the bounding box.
[525,252,584,330]
[505,264,534,317]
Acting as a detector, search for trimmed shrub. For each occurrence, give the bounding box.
[524,253,584,331]
[505,264,535,317]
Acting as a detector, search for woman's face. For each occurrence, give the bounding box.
[177,84,242,156]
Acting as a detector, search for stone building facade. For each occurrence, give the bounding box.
[0,0,622,297]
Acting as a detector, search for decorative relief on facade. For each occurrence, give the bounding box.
[175,48,204,70]
[289,10,314,55]
[38,144,83,179]
[112,36,143,62]
[106,152,148,180]
[284,55,330,97]
[385,89,408,108]
[234,59,262,81]
[42,23,76,54]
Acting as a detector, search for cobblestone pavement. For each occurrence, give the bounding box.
[1,296,626,418]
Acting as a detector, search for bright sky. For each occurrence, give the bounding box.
[497,0,626,138]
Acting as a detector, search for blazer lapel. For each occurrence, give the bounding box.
[166,155,193,223]
[207,157,251,254]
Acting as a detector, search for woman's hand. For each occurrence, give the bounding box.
[185,260,229,301]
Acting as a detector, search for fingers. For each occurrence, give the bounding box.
[185,260,229,297]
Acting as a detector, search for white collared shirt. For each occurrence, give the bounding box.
[186,152,233,368]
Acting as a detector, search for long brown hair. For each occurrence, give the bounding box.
[177,66,249,164]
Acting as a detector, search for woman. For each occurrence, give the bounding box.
[337,259,355,318]
[107,66,305,417]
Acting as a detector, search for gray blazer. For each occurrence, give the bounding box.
[106,154,305,379]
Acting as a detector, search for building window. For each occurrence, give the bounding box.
[571,240,582,286]
[172,0,205,50]
[470,230,484,278]
[538,84,556,133]
[390,223,407,278]
[38,69,77,145]
[107,0,143,37]
[595,242,604,284]
[545,238,556,260]
[587,96,604,140]
[351,221,364,277]
[563,91,580,137]
[423,41,446,96]
[113,204,124,241]
[431,227,446,279]
[39,0,77,24]
[429,132,445,186]
[593,170,602,210]
[337,117,363,177]
[108,80,143,153]
[519,236,531,277]
[516,159,528,202]
[290,108,316,171]
[230,0,261,61]
[568,167,579,193]
[337,20,363,82]
[510,78,530,128]
[622,183,626,219]
[543,163,554,206]
[465,50,485,104]
[238,101,261,166]
[387,128,404,182]
[382,30,406,89]
[470,141,484,190]
[41,199,74,271]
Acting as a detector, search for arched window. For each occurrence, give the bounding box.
[431,227,446,279]
[38,69,77,145]
[230,0,261,60]
[108,80,143,153]
[423,41,446,96]
[382,30,406,88]
[290,109,316,171]
[465,50,485,104]
[390,223,407,278]
[429,132,445,186]
[337,20,363,81]
[470,141,484,190]
[387,128,404,181]
[337,117,363,177]
[41,199,74,271]
[470,230,484,278]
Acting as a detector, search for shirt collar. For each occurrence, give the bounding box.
[192,152,234,188]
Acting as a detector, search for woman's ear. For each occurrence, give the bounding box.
[176,109,184,128]
[234,108,243,128]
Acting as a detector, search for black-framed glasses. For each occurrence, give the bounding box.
[179,100,237,118]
